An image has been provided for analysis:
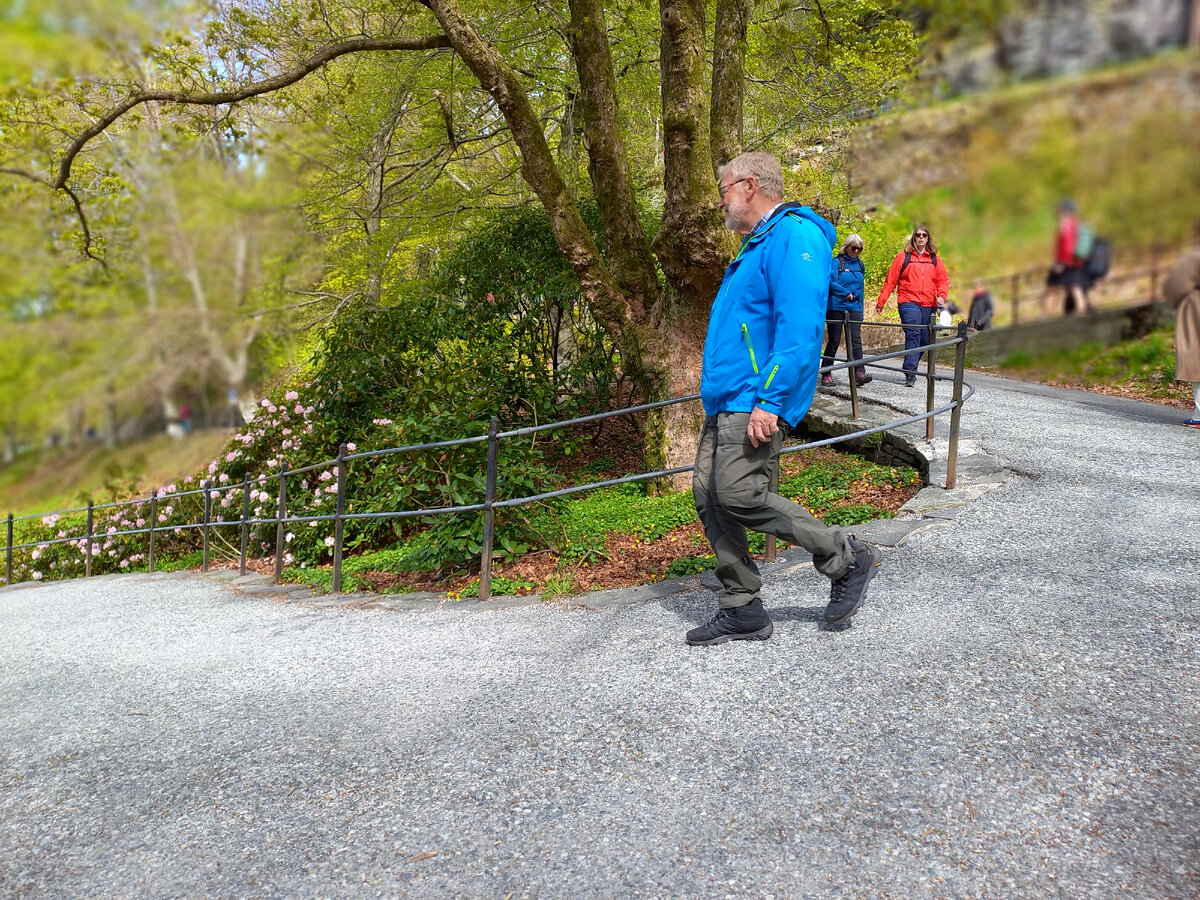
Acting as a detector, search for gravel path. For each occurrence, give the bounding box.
[2,372,1198,899]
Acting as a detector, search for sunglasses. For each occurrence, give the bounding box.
[914,232,930,238]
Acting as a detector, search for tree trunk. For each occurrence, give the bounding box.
[653,0,730,306]
[422,0,640,332]
[567,0,660,306]
[710,0,751,174]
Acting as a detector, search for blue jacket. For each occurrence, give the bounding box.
[827,252,865,312]
[700,202,837,427]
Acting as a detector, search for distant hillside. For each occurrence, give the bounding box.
[848,53,1200,278]
[924,0,1195,96]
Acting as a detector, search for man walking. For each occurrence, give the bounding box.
[687,152,883,646]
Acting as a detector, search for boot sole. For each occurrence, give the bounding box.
[686,621,774,646]
[825,548,883,623]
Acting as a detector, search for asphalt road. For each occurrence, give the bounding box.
[2,371,1198,899]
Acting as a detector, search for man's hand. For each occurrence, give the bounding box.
[747,406,779,448]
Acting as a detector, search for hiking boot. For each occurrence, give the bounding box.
[855,369,873,386]
[904,373,917,387]
[825,538,883,623]
[686,598,774,645]
[1184,418,1200,428]
[820,374,835,386]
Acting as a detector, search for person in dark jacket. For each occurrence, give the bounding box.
[966,281,994,331]
[686,152,884,646]
[821,234,872,387]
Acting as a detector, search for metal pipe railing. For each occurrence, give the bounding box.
[1,323,972,598]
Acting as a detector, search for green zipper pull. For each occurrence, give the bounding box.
[764,364,779,389]
[741,323,759,374]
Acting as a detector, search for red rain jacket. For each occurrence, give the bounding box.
[875,250,950,310]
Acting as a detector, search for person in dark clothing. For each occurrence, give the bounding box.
[821,233,872,387]
[966,282,994,331]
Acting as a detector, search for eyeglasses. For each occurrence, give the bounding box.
[847,246,862,253]
[718,178,748,198]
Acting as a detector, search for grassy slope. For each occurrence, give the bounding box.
[979,326,1191,408]
[849,52,1200,286]
[0,429,230,517]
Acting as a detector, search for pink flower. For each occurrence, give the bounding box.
[261,398,271,408]
[136,518,146,527]
[285,391,299,401]
[319,471,332,482]
[226,452,239,462]
[294,404,304,415]
[324,536,335,547]
[32,571,42,580]
[346,443,357,452]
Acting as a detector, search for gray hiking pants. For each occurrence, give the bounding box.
[693,412,855,609]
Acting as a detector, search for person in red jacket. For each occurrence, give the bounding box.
[1044,199,1095,317]
[873,226,950,386]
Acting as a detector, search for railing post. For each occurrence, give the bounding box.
[1010,273,1020,326]
[479,417,500,601]
[764,456,779,563]
[1150,242,1160,299]
[847,355,860,421]
[925,318,937,440]
[332,446,348,594]
[239,474,250,577]
[85,501,94,578]
[5,513,12,585]
[274,463,288,584]
[946,323,969,489]
[147,490,158,574]
[202,479,212,573]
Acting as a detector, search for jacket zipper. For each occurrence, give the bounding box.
[741,323,759,373]
[764,364,779,390]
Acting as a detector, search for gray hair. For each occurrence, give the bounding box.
[717,152,784,201]
[842,233,864,252]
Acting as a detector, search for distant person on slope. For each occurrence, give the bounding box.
[1045,199,1095,317]
[1161,247,1200,428]
[822,233,872,387]
[873,226,950,386]
[966,281,994,331]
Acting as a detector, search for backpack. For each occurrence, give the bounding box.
[898,250,937,281]
[838,256,863,276]
[1085,236,1111,280]
[1075,222,1095,261]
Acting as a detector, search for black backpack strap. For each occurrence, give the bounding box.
[898,250,936,281]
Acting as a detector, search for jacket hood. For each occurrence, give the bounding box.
[769,201,837,250]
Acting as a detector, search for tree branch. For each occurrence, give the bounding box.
[0,167,106,267]
[54,34,452,190]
